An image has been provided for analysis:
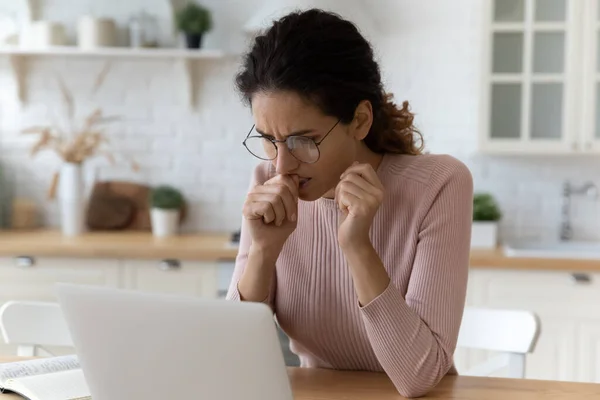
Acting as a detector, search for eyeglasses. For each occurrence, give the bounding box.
[242,119,341,164]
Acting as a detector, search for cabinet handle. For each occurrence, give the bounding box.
[571,273,591,284]
[158,259,181,271]
[14,256,36,268]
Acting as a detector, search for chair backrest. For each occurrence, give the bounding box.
[0,300,73,356]
[456,307,541,378]
[457,307,540,353]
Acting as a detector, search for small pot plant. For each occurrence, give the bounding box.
[149,185,185,237]
[175,3,213,49]
[472,193,502,249]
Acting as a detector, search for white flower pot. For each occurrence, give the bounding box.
[471,221,498,249]
[151,208,180,237]
[58,163,85,237]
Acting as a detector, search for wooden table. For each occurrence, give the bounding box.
[288,368,600,399]
[1,356,599,399]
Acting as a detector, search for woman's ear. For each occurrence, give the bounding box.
[352,100,373,141]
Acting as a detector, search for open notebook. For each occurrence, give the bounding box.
[0,355,90,400]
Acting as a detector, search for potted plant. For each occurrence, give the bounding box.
[149,185,185,237]
[174,3,213,49]
[472,193,502,249]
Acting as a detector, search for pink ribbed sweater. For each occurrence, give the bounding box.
[226,153,473,397]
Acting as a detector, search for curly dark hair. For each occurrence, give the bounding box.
[235,8,424,155]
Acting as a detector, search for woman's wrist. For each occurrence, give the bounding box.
[340,239,391,306]
[237,243,281,303]
[339,237,373,257]
[248,242,282,268]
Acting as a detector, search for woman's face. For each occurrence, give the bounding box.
[251,90,373,201]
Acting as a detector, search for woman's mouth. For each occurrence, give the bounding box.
[299,177,312,189]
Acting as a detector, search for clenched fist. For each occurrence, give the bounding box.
[243,174,300,251]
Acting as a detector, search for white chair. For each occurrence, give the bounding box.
[0,300,73,356]
[456,307,541,378]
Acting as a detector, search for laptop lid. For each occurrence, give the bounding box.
[55,283,293,400]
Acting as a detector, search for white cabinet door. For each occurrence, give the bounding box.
[581,0,600,153]
[526,316,578,382]
[0,256,121,356]
[456,268,600,383]
[480,0,580,154]
[0,256,121,302]
[123,259,220,299]
[577,320,600,382]
[478,0,600,154]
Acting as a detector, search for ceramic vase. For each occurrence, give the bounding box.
[58,162,85,236]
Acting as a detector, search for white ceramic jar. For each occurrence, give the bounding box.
[26,21,66,48]
[77,16,116,49]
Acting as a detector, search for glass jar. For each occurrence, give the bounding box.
[129,11,159,48]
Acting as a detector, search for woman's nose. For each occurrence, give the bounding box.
[275,142,298,175]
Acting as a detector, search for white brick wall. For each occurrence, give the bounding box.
[1,0,599,241]
[0,52,258,232]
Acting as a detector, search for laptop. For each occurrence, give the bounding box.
[55,283,293,400]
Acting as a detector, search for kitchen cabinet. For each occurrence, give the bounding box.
[0,256,121,301]
[0,256,121,355]
[0,255,226,356]
[454,268,600,383]
[479,0,600,154]
[0,256,225,303]
[582,0,600,153]
[123,259,220,299]
[577,320,600,382]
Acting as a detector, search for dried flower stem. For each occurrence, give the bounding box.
[25,75,137,199]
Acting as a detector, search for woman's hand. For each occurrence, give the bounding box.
[243,174,299,252]
[335,162,384,249]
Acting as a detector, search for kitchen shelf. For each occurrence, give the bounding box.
[0,45,225,59]
[0,46,228,107]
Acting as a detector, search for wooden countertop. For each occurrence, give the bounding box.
[0,229,238,261]
[0,356,598,399]
[1,229,600,271]
[469,248,600,272]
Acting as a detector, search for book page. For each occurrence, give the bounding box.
[0,355,80,385]
[4,368,90,400]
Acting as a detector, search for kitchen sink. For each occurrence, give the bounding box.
[503,240,600,259]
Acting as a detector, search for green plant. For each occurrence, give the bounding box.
[150,185,185,210]
[473,193,502,222]
[175,3,213,35]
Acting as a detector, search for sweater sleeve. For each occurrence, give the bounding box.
[225,162,277,312]
[358,158,473,398]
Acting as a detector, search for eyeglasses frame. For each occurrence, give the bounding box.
[242,118,342,164]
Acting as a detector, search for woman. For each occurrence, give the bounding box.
[226,8,473,398]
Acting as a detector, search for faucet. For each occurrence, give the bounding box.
[560,181,599,241]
